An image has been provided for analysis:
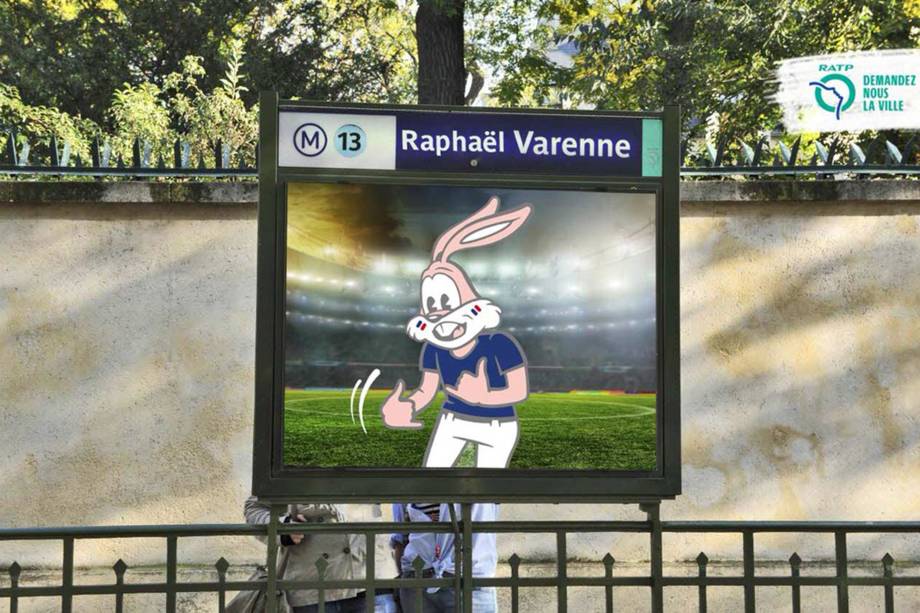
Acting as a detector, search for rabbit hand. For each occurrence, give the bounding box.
[381,380,423,429]
[445,358,491,403]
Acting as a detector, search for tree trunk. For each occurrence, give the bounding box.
[415,0,465,105]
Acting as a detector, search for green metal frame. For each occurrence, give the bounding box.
[1,514,916,613]
[252,92,682,502]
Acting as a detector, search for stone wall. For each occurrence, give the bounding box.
[1,180,919,575]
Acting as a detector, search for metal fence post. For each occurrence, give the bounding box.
[696,552,708,613]
[742,530,755,613]
[835,531,849,613]
[641,502,663,613]
[462,502,474,613]
[62,536,74,613]
[265,504,281,613]
[166,535,177,613]
[556,530,568,613]
[365,531,376,613]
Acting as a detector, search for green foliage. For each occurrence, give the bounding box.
[1,42,259,167]
[494,0,919,140]
[1,0,917,167]
[0,83,100,162]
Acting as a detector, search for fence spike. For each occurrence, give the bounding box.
[789,552,802,568]
[50,134,60,166]
[214,139,223,169]
[173,140,182,168]
[509,553,521,613]
[705,142,717,165]
[132,138,141,168]
[787,136,801,166]
[142,141,152,168]
[215,556,230,575]
[882,552,894,573]
[157,154,165,169]
[714,135,728,167]
[815,140,829,163]
[6,132,18,165]
[739,139,754,165]
[91,138,101,167]
[102,142,112,167]
[74,153,83,168]
[696,551,709,566]
[885,141,902,164]
[197,151,206,169]
[752,136,766,166]
[603,552,615,568]
[113,558,128,577]
[116,153,125,169]
[9,561,21,580]
[849,143,866,165]
[779,141,792,164]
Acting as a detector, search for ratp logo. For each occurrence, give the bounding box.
[293,123,327,157]
[808,65,856,120]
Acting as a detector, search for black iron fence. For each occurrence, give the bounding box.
[1,131,919,179]
[1,504,917,612]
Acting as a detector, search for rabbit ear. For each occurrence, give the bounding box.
[439,204,532,261]
[431,196,500,261]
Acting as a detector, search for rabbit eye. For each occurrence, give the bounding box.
[440,294,453,311]
[426,296,436,313]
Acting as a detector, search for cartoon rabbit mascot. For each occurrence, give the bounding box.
[380,196,531,468]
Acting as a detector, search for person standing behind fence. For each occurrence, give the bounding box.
[391,503,498,613]
[244,497,369,613]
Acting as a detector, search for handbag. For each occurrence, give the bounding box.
[226,548,292,613]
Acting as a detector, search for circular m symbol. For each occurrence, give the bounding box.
[293,123,327,157]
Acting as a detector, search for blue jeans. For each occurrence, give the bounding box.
[398,586,497,613]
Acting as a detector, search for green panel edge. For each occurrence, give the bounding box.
[641,118,663,177]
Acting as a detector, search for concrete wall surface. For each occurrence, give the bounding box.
[2,181,919,579]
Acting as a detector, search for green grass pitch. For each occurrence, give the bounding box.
[283,389,656,470]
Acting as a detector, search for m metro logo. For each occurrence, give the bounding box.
[293,123,327,157]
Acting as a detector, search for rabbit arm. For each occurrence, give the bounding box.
[407,370,440,414]
[477,364,529,406]
[447,362,529,407]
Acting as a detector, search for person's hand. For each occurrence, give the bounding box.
[380,380,423,429]
[282,513,306,546]
[445,358,490,403]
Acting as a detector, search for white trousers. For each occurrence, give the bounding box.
[423,411,519,468]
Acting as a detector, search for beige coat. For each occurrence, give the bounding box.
[244,497,366,607]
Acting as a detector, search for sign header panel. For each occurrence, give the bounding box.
[278,108,661,177]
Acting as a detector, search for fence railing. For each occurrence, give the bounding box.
[1,503,918,612]
[1,131,919,179]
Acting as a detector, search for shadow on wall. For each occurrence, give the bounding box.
[0,203,259,565]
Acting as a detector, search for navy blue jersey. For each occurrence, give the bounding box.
[421,332,525,418]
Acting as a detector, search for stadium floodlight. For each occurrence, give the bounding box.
[498,262,519,277]
[373,256,397,275]
[467,260,489,276]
